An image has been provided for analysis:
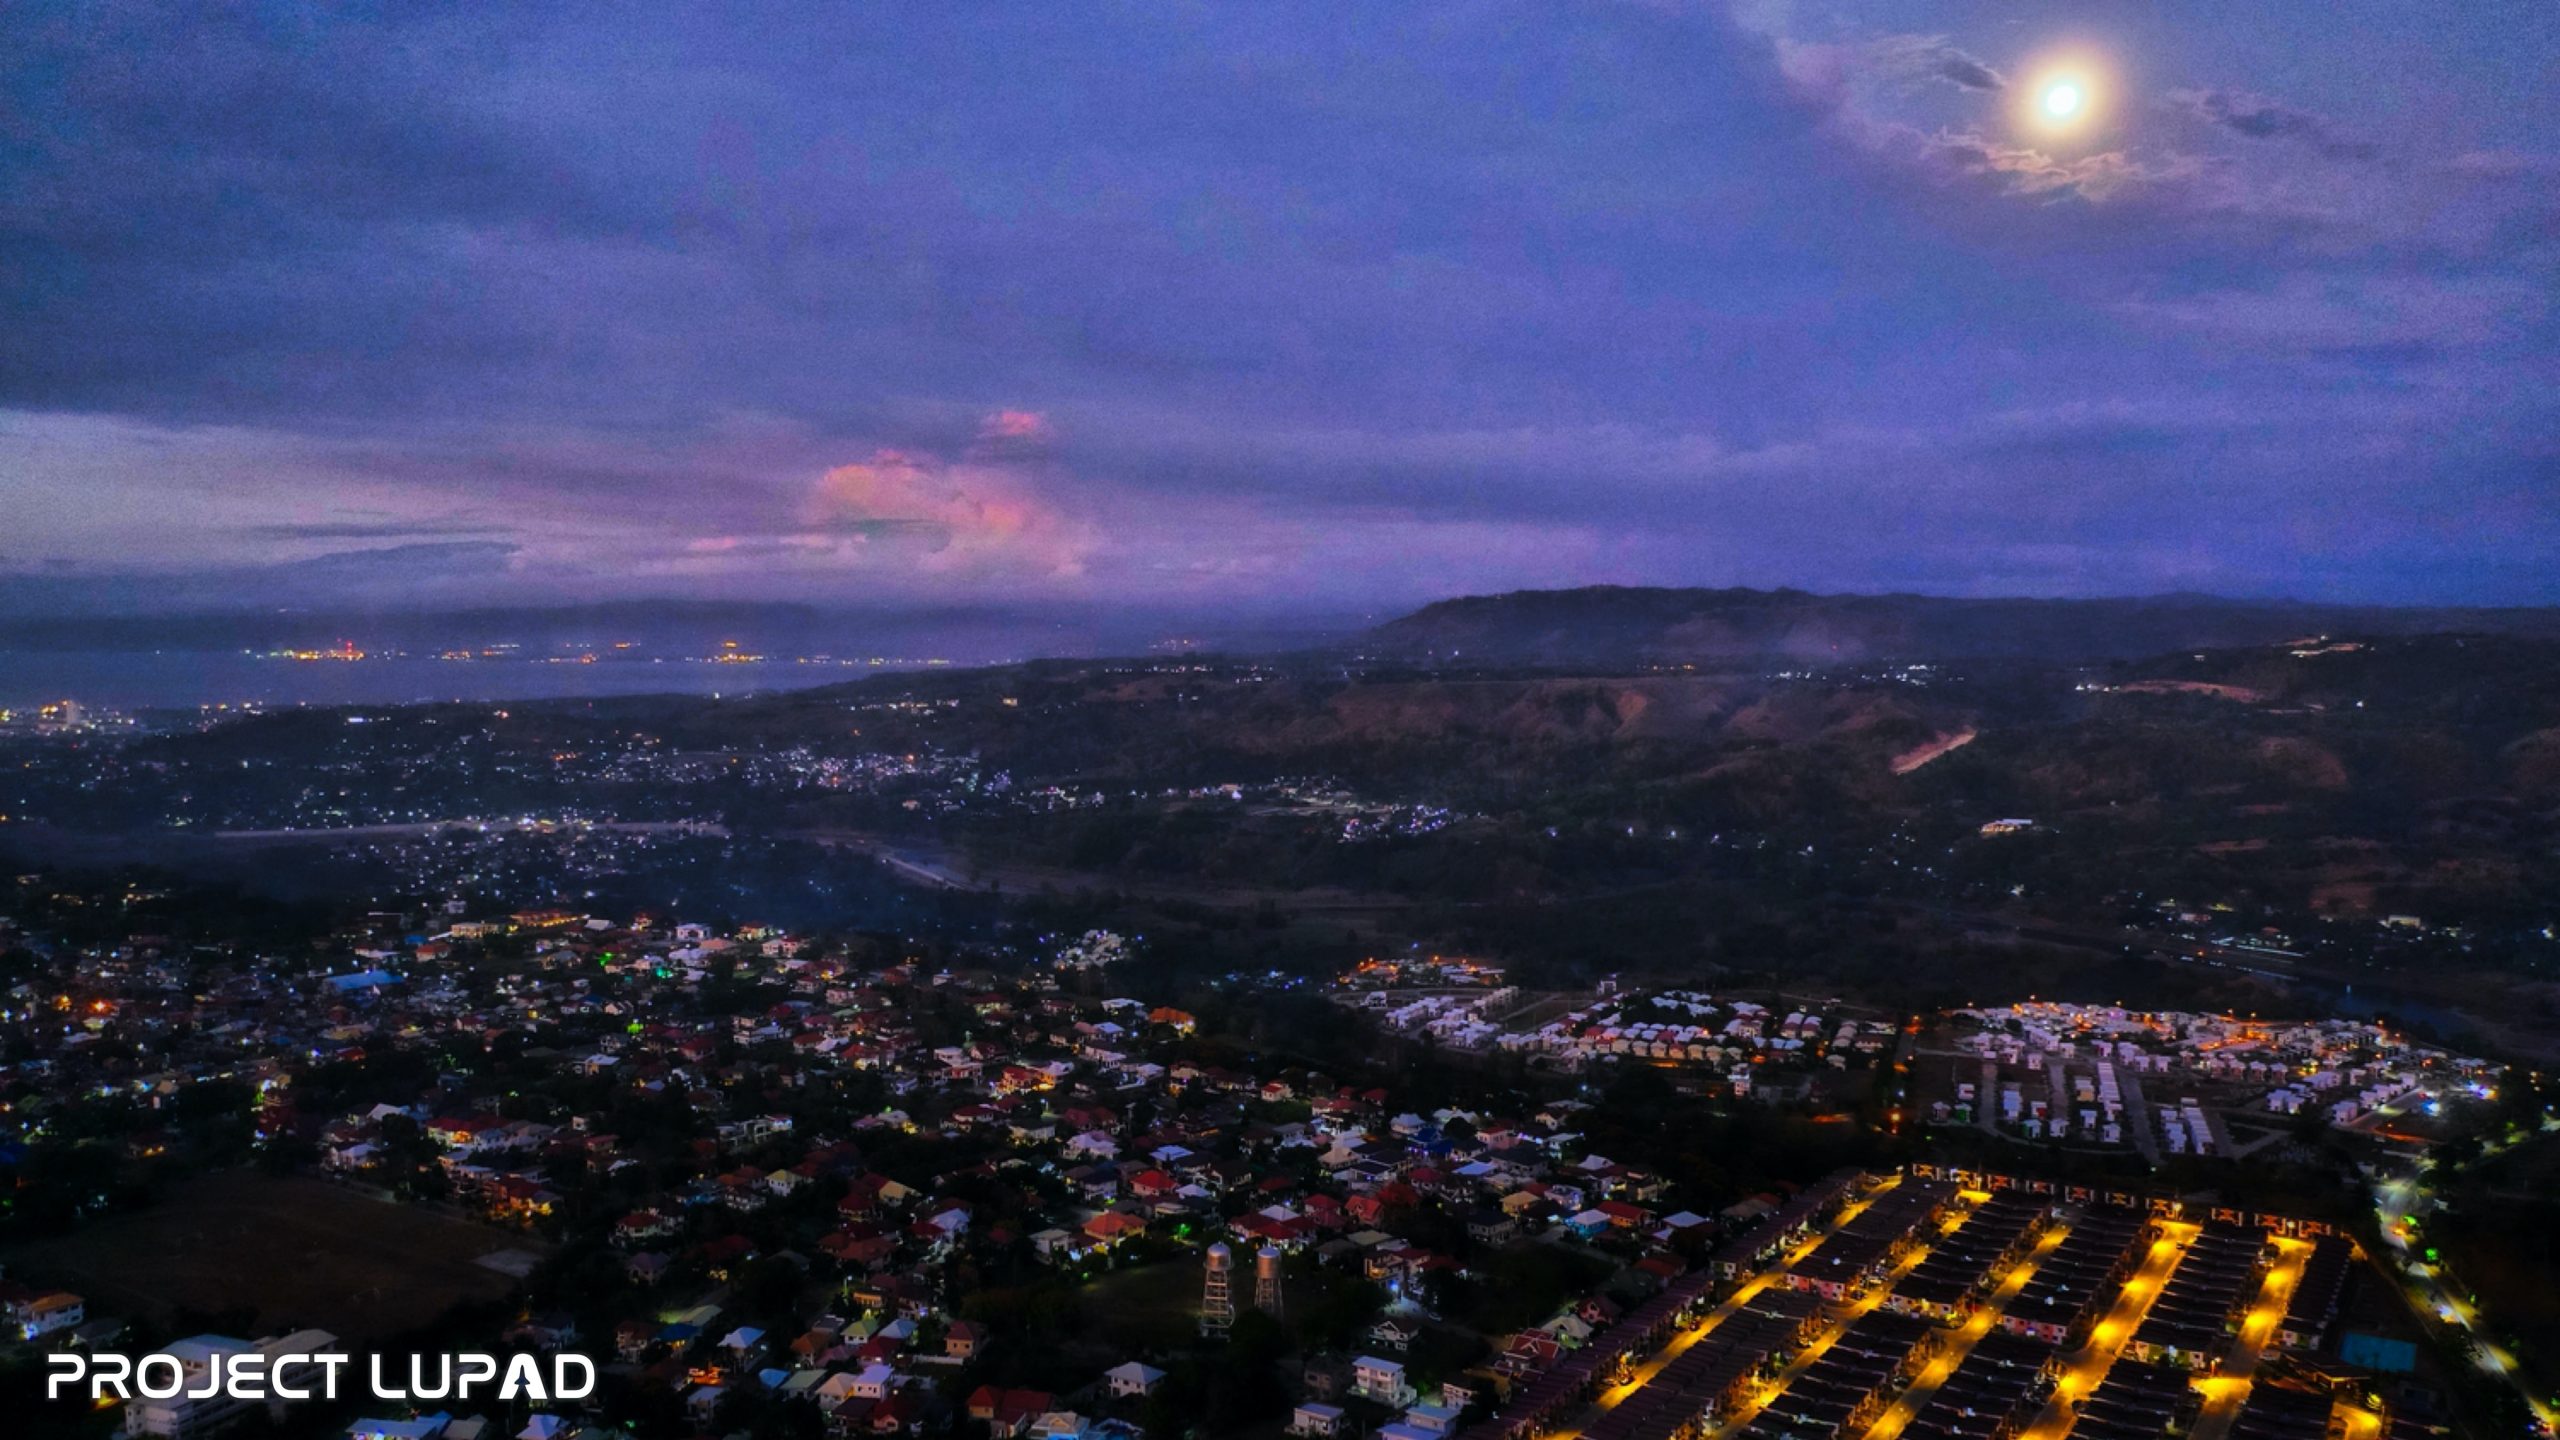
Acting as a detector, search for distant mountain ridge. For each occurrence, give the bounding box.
[1362,586,2560,664]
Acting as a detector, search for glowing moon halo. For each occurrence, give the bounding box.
[2020,59,2103,137]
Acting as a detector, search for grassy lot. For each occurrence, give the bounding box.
[0,1171,538,1341]
[1078,1254,1208,1354]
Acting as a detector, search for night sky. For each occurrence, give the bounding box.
[5,2,2555,618]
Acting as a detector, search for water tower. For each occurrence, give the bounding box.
[1200,1242,1236,1334]
[1254,1244,1286,1319]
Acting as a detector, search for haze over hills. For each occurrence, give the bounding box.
[1362,586,2560,665]
[16,585,2560,675]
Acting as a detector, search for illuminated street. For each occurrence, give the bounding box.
[2011,1221,2197,1440]
[2185,1237,2310,1440]
[1705,1206,1958,1439]
[2373,1142,2560,1433]
[1858,1222,2073,1440]
[1574,1184,1895,1430]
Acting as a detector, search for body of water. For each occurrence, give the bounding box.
[0,650,939,712]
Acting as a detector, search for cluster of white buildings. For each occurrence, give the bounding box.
[1952,1001,2494,1150]
[1360,987,1521,1049]
[2162,1095,2215,1156]
[2263,1069,2427,1127]
[1950,1063,2121,1145]
[1489,990,1893,1081]
[1052,930,1132,970]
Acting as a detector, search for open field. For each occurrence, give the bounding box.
[1077,1254,1208,1355]
[0,1172,539,1340]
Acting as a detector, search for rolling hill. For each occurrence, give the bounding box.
[1361,586,2560,664]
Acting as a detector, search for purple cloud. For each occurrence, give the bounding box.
[2166,89,2380,160]
[0,3,2554,612]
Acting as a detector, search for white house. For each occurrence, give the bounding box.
[1105,1361,1167,1398]
[17,1291,84,1340]
[128,1332,340,1440]
[812,1373,865,1410]
[1289,1404,1350,1438]
[1354,1355,1414,1406]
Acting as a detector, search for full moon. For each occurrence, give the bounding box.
[2019,57,2105,136]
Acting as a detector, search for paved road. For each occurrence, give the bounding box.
[2188,1238,2312,1440]
[211,817,728,840]
[1706,1196,1993,1440]
[793,827,1414,912]
[2374,1149,2559,1432]
[1569,1182,1902,1436]
[2115,1070,2165,1166]
[1861,1221,2074,1440]
[2012,1221,2198,1440]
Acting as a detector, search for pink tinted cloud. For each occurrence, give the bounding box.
[804,445,1087,577]
[980,409,1052,443]
[969,407,1057,461]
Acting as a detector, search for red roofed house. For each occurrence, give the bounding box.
[1082,1211,1149,1249]
[966,1387,1056,1439]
